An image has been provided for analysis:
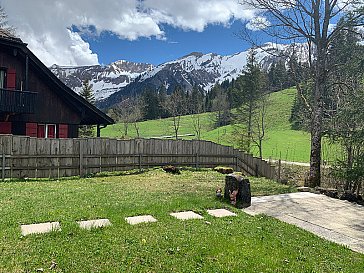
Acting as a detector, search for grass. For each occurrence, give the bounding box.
[0,169,362,272]
[102,89,339,163]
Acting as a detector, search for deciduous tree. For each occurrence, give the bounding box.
[162,86,188,139]
[241,0,364,187]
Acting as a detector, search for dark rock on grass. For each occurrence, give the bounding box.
[224,174,251,208]
[162,165,181,175]
[313,187,363,205]
[340,191,359,202]
[214,166,234,174]
[315,187,338,198]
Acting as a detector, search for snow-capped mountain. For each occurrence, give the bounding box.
[51,42,309,109]
[50,60,153,101]
[140,42,308,91]
[98,42,308,109]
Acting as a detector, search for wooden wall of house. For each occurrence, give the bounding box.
[19,64,81,124]
[0,44,25,89]
[0,43,82,136]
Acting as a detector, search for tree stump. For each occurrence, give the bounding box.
[224,174,251,208]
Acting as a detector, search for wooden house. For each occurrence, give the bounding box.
[0,30,113,138]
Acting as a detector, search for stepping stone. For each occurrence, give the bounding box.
[125,215,157,225]
[77,219,111,230]
[207,209,237,218]
[170,211,203,220]
[21,222,61,236]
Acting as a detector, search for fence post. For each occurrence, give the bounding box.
[235,155,238,171]
[2,153,5,181]
[138,154,142,171]
[79,140,84,177]
[195,153,199,170]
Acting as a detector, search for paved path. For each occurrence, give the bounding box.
[243,192,364,254]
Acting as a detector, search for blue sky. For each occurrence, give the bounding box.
[85,21,251,65]
[2,0,356,67]
[2,0,260,66]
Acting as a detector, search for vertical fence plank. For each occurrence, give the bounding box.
[79,139,84,177]
[49,138,60,178]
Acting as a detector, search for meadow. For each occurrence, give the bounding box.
[0,168,362,272]
[102,89,339,163]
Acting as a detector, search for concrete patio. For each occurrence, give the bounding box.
[243,192,364,253]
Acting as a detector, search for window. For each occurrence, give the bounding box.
[46,124,56,138]
[0,68,16,89]
[36,124,56,138]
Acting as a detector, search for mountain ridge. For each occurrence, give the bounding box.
[50,42,309,109]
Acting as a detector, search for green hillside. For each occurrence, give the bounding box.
[101,88,338,163]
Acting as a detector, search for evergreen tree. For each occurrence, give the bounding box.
[229,74,245,108]
[211,85,231,128]
[142,88,160,120]
[79,80,95,137]
[190,85,205,114]
[326,18,364,194]
[268,61,290,91]
[157,85,168,118]
[233,49,267,155]
[79,79,95,104]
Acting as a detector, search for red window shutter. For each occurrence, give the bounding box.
[37,124,45,138]
[59,124,68,138]
[47,124,56,138]
[26,123,37,137]
[6,68,16,90]
[0,122,12,134]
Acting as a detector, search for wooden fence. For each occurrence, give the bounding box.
[0,135,277,180]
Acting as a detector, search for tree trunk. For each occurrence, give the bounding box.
[306,37,329,188]
[307,88,323,188]
[307,114,322,187]
[134,123,140,138]
[258,138,263,159]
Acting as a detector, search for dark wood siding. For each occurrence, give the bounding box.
[0,45,24,90]
[0,44,82,127]
[69,124,79,138]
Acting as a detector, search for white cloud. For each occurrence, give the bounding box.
[1,0,256,66]
[143,0,256,31]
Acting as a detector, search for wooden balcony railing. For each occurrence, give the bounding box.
[0,88,37,114]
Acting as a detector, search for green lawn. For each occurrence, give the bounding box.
[0,169,362,272]
[102,88,339,163]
